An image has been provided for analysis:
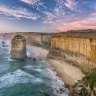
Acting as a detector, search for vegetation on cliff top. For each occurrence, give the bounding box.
[70,68,96,96]
[83,68,96,87]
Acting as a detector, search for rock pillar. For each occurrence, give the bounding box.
[10,35,27,60]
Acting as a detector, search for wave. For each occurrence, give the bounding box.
[23,64,69,96]
[27,49,39,57]
[0,69,43,89]
[23,65,42,72]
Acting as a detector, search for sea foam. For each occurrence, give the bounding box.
[0,69,43,89]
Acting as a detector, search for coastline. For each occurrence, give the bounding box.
[49,59,84,86]
[28,45,84,87]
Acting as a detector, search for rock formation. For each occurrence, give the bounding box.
[10,35,27,60]
[69,68,96,96]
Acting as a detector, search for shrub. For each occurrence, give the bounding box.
[83,68,96,87]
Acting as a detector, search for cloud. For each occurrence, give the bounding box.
[20,0,46,10]
[43,11,57,24]
[0,0,95,32]
[57,13,96,31]
[64,0,76,10]
[58,22,96,32]
[0,5,39,20]
[43,0,78,25]
[20,0,33,4]
[42,0,96,32]
[55,0,77,10]
[20,0,40,5]
[43,2,66,24]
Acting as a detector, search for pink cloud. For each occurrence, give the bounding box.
[64,0,76,10]
[57,13,96,32]
[58,23,96,32]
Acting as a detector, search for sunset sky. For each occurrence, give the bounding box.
[0,0,96,32]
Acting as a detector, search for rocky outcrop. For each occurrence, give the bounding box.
[69,69,96,96]
[10,35,27,60]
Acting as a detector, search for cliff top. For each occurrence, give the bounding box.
[0,29,96,39]
[54,29,96,39]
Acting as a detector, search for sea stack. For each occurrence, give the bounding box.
[10,35,27,60]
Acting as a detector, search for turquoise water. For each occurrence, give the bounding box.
[0,48,69,96]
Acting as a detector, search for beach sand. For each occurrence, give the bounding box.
[49,59,84,86]
[28,45,84,86]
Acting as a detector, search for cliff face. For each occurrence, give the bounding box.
[48,31,96,72]
[1,30,96,63]
[26,33,52,48]
[51,34,96,63]
[10,35,27,60]
[1,32,52,49]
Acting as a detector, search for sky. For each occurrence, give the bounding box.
[0,0,96,33]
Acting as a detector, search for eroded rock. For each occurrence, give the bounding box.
[10,35,27,60]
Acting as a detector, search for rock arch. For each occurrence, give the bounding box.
[10,34,27,60]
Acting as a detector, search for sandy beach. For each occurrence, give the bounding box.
[28,45,84,86]
[49,59,84,86]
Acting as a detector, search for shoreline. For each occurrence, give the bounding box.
[28,45,84,87]
[49,59,84,86]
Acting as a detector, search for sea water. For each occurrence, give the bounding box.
[0,47,69,96]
